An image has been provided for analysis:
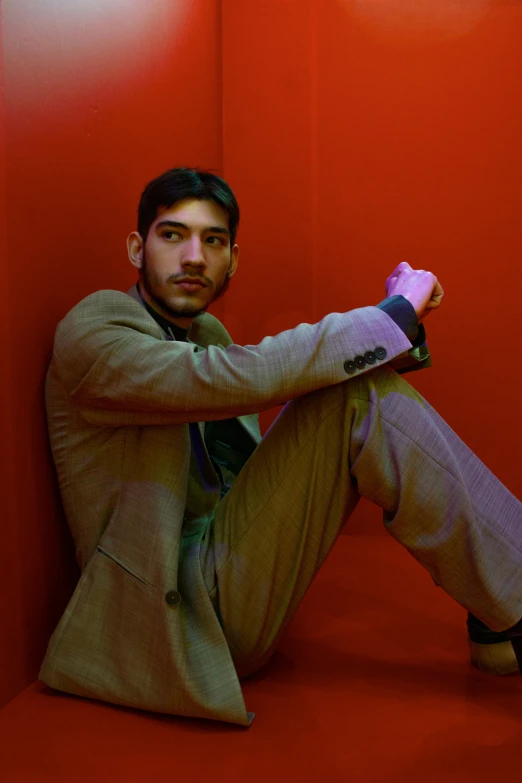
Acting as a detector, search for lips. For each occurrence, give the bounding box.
[175,279,207,293]
[175,278,206,287]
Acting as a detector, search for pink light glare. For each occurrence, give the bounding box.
[346,0,492,43]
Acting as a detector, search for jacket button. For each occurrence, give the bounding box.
[364,351,376,365]
[355,355,366,369]
[165,590,181,607]
[344,360,357,374]
[375,346,387,360]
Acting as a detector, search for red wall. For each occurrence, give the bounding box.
[221,0,522,525]
[1,0,521,707]
[0,0,223,707]
[0,0,22,709]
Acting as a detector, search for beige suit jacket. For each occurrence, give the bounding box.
[39,284,414,726]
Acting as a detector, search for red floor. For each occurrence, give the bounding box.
[1,529,521,782]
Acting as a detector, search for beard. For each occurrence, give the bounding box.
[140,251,232,320]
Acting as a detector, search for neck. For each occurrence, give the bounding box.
[137,280,194,330]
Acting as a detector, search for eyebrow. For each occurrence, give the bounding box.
[155,220,230,238]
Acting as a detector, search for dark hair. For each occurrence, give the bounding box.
[137,166,240,246]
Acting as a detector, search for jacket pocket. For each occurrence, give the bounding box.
[96,546,154,589]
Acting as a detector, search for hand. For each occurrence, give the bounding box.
[385,261,444,321]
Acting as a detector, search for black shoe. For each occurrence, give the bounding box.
[467,612,522,676]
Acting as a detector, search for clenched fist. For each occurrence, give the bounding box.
[385,261,444,322]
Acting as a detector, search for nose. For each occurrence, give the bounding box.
[181,235,206,270]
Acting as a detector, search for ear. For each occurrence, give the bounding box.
[227,244,239,277]
[127,232,144,270]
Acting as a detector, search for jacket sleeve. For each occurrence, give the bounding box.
[52,290,414,427]
[376,295,432,375]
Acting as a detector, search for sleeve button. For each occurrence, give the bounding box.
[364,351,377,364]
[355,355,366,369]
[375,346,387,360]
[344,360,357,374]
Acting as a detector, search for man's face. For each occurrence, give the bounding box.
[127,198,239,328]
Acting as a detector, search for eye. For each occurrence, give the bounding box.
[163,230,181,240]
[207,236,224,245]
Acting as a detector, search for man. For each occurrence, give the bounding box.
[39,167,522,727]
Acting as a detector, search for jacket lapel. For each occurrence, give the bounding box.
[125,284,262,445]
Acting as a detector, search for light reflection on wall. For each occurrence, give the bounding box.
[347,0,491,43]
[1,0,187,112]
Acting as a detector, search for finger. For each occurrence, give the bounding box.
[386,261,411,281]
[430,282,444,305]
[427,292,444,309]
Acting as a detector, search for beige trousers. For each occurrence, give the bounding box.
[200,365,522,679]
